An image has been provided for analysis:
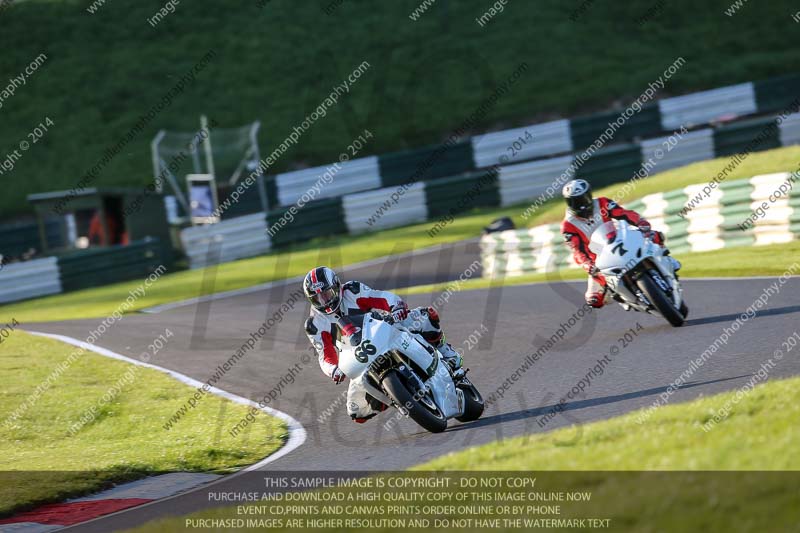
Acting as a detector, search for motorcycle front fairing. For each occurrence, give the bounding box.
[590,220,682,310]
[338,315,461,419]
[388,321,462,419]
[590,220,645,302]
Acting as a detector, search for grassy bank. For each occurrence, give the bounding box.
[3,1,800,216]
[0,331,286,516]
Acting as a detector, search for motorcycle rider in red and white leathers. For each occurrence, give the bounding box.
[302,266,463,423]
[561,179,680,308]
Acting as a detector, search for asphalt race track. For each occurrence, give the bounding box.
[27,242,800,531]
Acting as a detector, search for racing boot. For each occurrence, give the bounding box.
[419,307,465,379]
[437,336,465,380]
[352,395,389,423]
[611,293,632,311]
[663,249,681,274]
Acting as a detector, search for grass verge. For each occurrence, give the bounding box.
[0,331,286,516]
[419,376,800,471]
[126,377,800,532]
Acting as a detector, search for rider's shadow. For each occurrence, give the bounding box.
[684,304,800,327]
[444,375,748,432]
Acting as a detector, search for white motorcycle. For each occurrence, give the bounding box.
[335,311,484,433]
[589,219,688,327]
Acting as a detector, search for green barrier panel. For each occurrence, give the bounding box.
[57,238,166,292]
[660,189,691,239]
[570,103,662,149]
[219,182,265,220]
[264,175,280,212]
[267,196,346,247]
[424,168,500,219]
[753,73,800,114]
[378,141,474,188]
[575,143,644,189]
[713,116,781,157]
[0,219,61,258]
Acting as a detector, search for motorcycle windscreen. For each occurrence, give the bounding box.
[588,220,618,255]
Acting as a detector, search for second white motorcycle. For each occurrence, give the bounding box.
[589,219,688,327]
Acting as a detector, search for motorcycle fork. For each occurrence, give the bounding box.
[622,269,653,310]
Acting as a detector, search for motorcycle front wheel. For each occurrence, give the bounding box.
[382,370,447,433]
[636,272,685,327]
[456,377,484,422]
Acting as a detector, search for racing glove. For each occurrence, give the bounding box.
[637,220,652,236]
[331,367,346,384]
[391,301,409,321]
[587,264,601,277]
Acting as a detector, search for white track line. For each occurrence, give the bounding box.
[28,331,306,473]
[141,239,479,314]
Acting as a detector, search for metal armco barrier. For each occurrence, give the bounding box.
[0,257,62,304]
[182,214,271,269]
[265,74,800,209]
[0,240,166,304]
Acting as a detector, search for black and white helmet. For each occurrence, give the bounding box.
[303,266,342,314]
[562,179,594,218]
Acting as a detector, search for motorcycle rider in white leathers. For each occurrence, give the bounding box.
[302,266,463,423]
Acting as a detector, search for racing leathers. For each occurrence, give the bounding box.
[561,197,665,308]
[304,280,458,422]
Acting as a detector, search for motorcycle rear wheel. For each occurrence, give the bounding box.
[383,370,447,433]
[637,273,685,327]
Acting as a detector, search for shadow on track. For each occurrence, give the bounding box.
[446,375,749,432]
[685,305,800,327]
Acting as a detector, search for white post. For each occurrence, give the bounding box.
[201,115,215,178]
[150,130,166,192]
